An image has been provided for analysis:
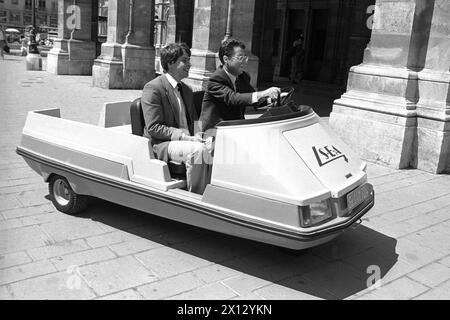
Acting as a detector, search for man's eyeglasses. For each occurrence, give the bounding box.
[231,55,249,63]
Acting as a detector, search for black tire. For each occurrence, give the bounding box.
[48,175,88,215]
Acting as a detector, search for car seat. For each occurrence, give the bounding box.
[130,98,186,177]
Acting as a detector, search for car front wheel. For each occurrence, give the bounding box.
[48,175,88,215]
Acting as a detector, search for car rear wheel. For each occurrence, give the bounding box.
[48,175,88,215]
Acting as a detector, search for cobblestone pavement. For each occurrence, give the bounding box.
[1,56,449,300]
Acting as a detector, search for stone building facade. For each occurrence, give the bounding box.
[46,0,449,173]
[0,0,58,31]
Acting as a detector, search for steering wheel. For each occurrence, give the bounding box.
[255,86,295,110]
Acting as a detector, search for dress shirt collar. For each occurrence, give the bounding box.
[165,73,180,90]
[223,66,237,87]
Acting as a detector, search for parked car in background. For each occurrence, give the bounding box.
[5,28,21,43]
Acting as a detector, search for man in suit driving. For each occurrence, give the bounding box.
[141,43,211,194]
[199,38,281,132]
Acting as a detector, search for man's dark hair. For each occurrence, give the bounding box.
[160,42,191,72]
[219,38,246,64]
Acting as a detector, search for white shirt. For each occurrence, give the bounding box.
[0,31,5,41]
[165,73,189,132]
[223,67,258,104]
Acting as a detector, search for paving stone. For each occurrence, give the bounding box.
[414,280,450,300]
[341,245,417,285]
[27,239,90,261]
[231,293,264,300]
[0,285,12,299]
[0,195,22,211]
[367,277,429,300]
[40,219,106,242]
[403,228,450,256]
[192,264,241,284]
[375,174,437,195]
[7,271,96,300]
[221,275,272,296]
[298,261,367,299]
[377,221,423,238]
[0,167,38,180]
[0,176,44,189]
[1,204,53,219]
[366,164,398,179]
[15,188,50,207]
[98,289,144,300]
[254,282,326,300]
[166,283,237,300]
[408,263,450,288]
[137,272,205,300]
[361,216,393,229]
[379,200,446,223]
[438,256,450,268]
[404,214,444,229]
[394,237,447,268]
[0,225,52,255]
[0,260,57,285]
[369,170,424,186]
[50,247,117,271]
[0,251,32,270]
[20,211,75,226]
[85,230,140,248]
[135,247,212,278]
[0,218,23,231]
[109,238,162,256]
[1,183,48,196]
[79,256,157,296]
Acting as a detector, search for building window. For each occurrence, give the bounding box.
[37,14,47,26]
[0,10,7,24]
[154,0,170,47]
[52,1,57,11]
[98,0,108,38]
[11,0,19,5]
[9,11,20,24]
[25,0,32,10]
[49,15,57,27]
[39,0,46,10]
[23,13,32,25]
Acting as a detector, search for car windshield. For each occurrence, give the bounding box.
[217,103,313,127]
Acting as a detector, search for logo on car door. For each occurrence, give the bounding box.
[312,145,348,167]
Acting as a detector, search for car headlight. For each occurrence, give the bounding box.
[299,200,333,228]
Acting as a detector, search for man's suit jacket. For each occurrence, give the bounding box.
[141,74,198,162]
[199,66,255,132]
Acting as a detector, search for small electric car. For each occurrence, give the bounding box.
[16,95,374,250]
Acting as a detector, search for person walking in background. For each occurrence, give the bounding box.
[20,36,28,56]
[0,26,7,60]
[288,34,305,84]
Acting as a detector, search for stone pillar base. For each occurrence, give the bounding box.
[330,100,417,169]
[330,65,418,169]
[47,39,96,75]
[415,70,450,173]
[92,44,155,89]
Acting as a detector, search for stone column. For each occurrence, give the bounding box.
[92,0,155,89]
[329,0,424,170]
[415,0,450,173]
[186,0,259,89]
[47,0,96,75]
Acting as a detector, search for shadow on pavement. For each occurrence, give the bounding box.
[72,197,398,300]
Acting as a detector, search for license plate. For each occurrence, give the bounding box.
[347,184,371,211]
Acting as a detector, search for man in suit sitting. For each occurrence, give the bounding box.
[199,38,281,132]
[141,43,211,194]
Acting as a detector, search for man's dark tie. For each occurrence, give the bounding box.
[176,83,183,95]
